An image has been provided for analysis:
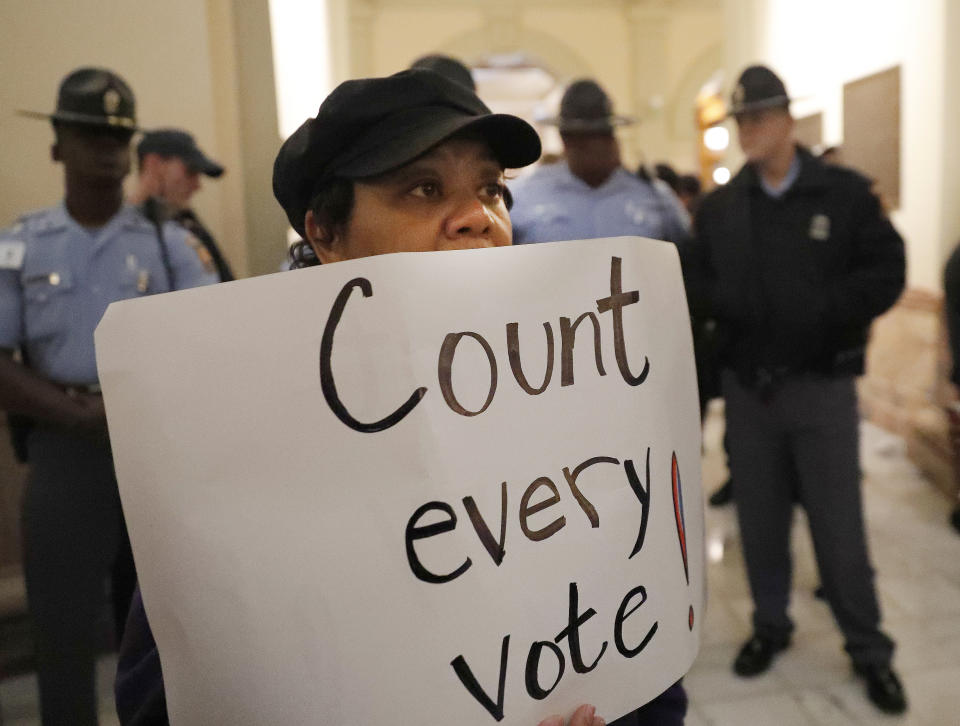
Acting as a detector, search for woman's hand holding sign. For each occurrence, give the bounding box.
[538,703,606,726]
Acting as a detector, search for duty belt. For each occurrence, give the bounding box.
[61,382,102,396]
[754,366,790,402]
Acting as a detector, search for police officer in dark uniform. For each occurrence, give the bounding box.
[0,67,216,725]
[131,129,234,282]
[683,65,907,714]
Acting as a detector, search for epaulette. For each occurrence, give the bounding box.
[20,207,68,237]
[0,219,25,241]
[122,205,159,233]
[824,162,872,189]
[0,217,29,270]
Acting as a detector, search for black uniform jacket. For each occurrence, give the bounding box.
[683,147,905,387]
[943,242,960,385]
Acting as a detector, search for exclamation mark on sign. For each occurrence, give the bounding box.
[671,452,694,631]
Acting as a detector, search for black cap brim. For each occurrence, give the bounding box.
[187,150,224,178]
[332,106,541,179]
[273,69,542,237]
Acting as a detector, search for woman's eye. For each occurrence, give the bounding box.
[482,182,505,200]
[411,181,440,198]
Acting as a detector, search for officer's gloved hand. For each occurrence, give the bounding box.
[538,703,606,726]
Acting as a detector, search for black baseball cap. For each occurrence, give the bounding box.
[728,65,791,116]
[541,79,635,133]
[18,67,137,130]
[273,69,541,236]
[138,129,224,177]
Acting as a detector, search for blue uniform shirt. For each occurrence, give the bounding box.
[0,203,218,384]
[509,162,690,245]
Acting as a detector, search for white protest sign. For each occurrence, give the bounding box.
[96,237,704,725]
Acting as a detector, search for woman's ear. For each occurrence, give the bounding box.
[304,209,343,264]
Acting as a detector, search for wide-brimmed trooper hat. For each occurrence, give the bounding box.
[540,79,635,133]
[728,65,791,116]
[18,67,137,130]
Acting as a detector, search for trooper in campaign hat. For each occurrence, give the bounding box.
[19,66,137,130]
[684,62,909,716]
[508,76,689,245]
[540,78,636,133]
[131,129,233,281]
[727,64,791,117]
[1,66,217,724]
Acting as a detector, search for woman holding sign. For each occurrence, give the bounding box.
[116,69,687,726]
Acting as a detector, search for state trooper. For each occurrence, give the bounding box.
[506,75,690,724]
[0,67,217,725]
[509,78,689,247]
[683,65,907,715]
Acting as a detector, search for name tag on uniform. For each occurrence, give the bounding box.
[0,241,26,270]
[809,214,831,241]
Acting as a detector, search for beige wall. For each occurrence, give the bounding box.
[347,0,724,174]
[721,0,957,292]
[0,0,720,269]
[0,0,222,254]
[0,0,289,278]
[941,0,960,265]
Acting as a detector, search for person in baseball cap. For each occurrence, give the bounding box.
[273,68,540,261]
[117,68,689,726]
[131,129,233,281]
[137,129,224,178]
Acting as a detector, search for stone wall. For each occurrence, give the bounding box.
[859,288,959,501]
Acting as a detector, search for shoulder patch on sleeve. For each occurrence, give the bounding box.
[185,232,216,275]
[0,240,26,270]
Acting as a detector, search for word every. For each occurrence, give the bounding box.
[405,452,653,584]
[452,580,658,722]
[320,256,650,432]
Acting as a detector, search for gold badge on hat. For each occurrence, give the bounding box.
[732,84,745,107]
[103,88,121,115]
[809,213,831,241]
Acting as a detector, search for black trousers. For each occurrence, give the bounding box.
[722,371,894,666]
[21,426,137,725]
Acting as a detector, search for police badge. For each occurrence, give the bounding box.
[103,88,121,115]
[809,213,831,241]
[732,84,745,108]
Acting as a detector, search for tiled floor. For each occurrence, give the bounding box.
[0,654,119,726]
[687,403,960,726]
[1,405,958,725]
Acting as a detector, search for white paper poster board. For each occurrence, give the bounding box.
[96,237,704,725]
